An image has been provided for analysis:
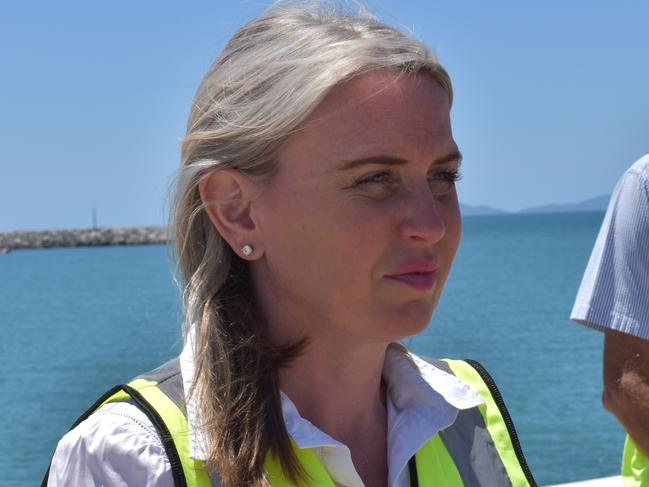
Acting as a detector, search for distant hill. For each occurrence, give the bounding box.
[460,203,508,216]
[519,195,610,214]
[460,195,610,217]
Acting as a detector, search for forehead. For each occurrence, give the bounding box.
[276,70,454,173]
[312,70,449,124]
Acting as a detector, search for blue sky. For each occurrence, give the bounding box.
[1,0,647,230]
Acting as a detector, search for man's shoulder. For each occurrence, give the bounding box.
[627,153,649,180]
[610,153,649,207]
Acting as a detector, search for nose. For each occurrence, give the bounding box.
[398,185,447,244]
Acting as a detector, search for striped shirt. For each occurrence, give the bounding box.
[571,154,649,340]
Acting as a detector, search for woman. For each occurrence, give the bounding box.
[44,2,536,486]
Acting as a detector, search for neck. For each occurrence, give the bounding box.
[251,271,390,484]
[278,340,388,448]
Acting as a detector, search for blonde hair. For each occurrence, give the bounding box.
[171,1,452,485]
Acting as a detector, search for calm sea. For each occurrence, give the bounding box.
[1,212,624,486]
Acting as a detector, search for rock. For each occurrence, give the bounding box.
[0,226,168,250]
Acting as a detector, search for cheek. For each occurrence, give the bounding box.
[448,207,462,254]
[309,201,386,278]
[259,189,375,284]
[440,198,462,271]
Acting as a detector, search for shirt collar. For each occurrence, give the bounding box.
[178,328,209,460]
[179,330,484,476]
[382,343,483,486]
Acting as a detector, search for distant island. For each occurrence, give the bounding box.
[461,194,610,216]
[518,195,610,214]
[459,204,508,216]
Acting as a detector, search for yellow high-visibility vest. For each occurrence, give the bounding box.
[42,358,536,487]
[622,435,649,487]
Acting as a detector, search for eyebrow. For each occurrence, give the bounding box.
[337,150,463,171]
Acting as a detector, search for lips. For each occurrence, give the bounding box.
[385,259,439,291]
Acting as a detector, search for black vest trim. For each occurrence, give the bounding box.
[463,359,537,487]
[408,456,420,487]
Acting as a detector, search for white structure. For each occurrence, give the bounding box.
[547,475,622,487]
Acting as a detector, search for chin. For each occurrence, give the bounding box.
[380,301,434,341]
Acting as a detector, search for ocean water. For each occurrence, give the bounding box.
[1,212,624,486]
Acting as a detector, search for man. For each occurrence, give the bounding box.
[571,153,649,485]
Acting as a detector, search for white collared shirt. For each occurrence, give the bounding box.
[49,336,483,487]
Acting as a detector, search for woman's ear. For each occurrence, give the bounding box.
[198,168,262,259]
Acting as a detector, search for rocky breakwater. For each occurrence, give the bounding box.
[0,226,167,250]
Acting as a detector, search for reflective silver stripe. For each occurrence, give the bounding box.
[440,408,512,486]
[424,358,513,487]
[135,358,186,413]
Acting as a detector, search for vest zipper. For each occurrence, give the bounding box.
[464,359,538,487]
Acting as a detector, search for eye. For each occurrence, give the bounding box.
[428,169,462,194]
[353,170,396,186]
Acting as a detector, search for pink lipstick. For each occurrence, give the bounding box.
[385,259,439,291]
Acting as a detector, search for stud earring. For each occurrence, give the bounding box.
[241,244,253,257]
